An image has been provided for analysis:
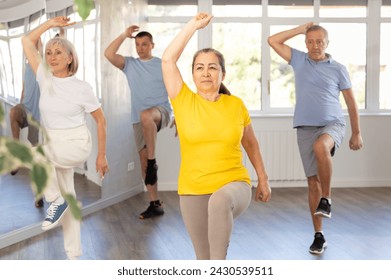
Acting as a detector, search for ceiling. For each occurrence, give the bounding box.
[0,0,73,23]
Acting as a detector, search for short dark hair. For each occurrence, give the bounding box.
[135,31,153,43]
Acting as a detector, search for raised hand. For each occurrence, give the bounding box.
[49,16,76,28]
[193,12,213,30]
[125,25,140,38]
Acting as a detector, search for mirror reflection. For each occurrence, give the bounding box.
[0,0,143,249]
[0,170,101,236]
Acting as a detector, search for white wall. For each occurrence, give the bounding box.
[155,114,391,191]
[99,0,148,200]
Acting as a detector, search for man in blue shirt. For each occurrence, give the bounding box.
[268,22,363,254]
[105,25,172,219]
[9,61,42,207]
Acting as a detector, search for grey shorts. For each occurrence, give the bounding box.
[133,106,171,152]
[297,122,346,177]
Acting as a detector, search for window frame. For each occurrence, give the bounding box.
[147,0,390,114]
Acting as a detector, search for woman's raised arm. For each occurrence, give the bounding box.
[161,12,213,99]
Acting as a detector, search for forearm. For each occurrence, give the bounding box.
[21,23,49,72]
[104,33,126,58]
[97,122,107,157]
[269,25,306,45]
[347,104,361,135]
[343,89,361,135]
[26,21,51,46]
[162,18,198,63]
[248,148,269,182]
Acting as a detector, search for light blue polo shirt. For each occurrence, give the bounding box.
[290,48,351,128]
[123,56,172,124]
[23,63,41,121]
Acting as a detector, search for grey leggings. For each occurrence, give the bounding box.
[180,181,252,260]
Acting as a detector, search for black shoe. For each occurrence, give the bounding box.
[10,169,19,176]
[144,162,158,185]
[314,197,331,218]
[139,201,164,219]
[309,232,327,254]
[35,198,44,208]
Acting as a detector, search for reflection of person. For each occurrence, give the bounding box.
[9,34,43,210]
[104,25,172,219]
[162,13,271,260]
[9,61,43,207]
[22,16,109,259]
[268,23,363,254]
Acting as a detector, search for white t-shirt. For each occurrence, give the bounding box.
[36,63,100,129]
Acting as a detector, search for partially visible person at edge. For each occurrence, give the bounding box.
[104,25,172,219]
[268,22,363,255]
[9,43,43,208]
[22,16,109,260]
[162,12,271,260]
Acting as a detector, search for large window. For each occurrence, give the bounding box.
[380,0,391,109]
[213,22,262,110]
[2,0,390,113]
[147,0,384,113]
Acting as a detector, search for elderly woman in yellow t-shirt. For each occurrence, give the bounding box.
[162,12,271,260]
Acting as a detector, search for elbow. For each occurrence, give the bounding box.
[267,36,274,47]
[161,52,169,65]
[103,49,110,60]
[161,55,170,72]
[21,36,29,48]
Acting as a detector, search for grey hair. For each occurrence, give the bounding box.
[306,25,329,41]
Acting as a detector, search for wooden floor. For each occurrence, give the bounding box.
[0,177,390,260]
[0,168,101,235]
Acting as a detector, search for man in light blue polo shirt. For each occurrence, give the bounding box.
[9,61,42,208]
[268,22,363,254]
[105,25,172,219]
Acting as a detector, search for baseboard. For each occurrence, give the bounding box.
[155,179,391,191]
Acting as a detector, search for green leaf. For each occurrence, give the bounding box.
[5,141,33,163]
[74,0,94,21]
[64,194,82,220]
[0,155,5,171]
[30,163,49,196]
[0,102,4,123]
[36,145,45,156]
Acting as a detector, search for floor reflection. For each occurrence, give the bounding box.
[0,168,101,235]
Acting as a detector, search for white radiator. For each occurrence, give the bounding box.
[244,130,305,182]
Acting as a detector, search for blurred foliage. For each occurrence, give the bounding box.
[74,0,95,21]
[0,102,81,221]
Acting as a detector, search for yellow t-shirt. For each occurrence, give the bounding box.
[171,83,251,195]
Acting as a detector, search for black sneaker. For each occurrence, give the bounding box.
[309,232,327,254]
[10,169,19,176]
[139,201,164,219]
[314,197,331,218]
[145,163,158,185]
[35,198,44,208]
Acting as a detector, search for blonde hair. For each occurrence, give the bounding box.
[45,37,79,76]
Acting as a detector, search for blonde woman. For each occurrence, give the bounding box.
[22,16,109,259]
